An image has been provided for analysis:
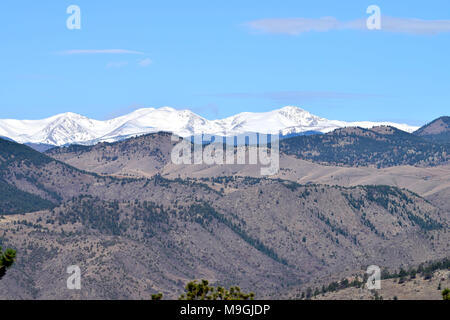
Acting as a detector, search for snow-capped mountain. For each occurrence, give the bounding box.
[0,106,419,146]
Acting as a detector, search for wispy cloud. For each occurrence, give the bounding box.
[376,16,450,34]
[57,49,145,55]
[138,58,152,67]
[246,16,450,35]
[247,17,341,35]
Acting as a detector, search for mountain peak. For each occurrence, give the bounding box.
[278,106,307,113]
[125,107,156,116]
[159,106,177,112]
[51,112,87,120]
[413,116,450,143]
[415,116,450,135]
[0,107,421,146]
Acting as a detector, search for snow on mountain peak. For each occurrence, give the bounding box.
[278,105,308,114]
[0,106,420,146]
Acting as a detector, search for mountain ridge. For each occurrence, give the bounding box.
[280,125,449,167]
[414,116,450,144]
[0,106,420,146]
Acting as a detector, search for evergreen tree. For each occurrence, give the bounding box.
[178,280,255,300]
[442,288,450,301]
[0,247,16,280]
[151,293,163,300]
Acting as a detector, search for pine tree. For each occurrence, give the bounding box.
[442,288,450,301]
[0,247,16,280]
[178,280,255,300]
[151,293,163,300]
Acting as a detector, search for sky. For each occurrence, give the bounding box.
[0,0,449,125]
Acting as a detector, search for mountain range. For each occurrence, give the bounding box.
[0,106,419,147]
[0,108,448,299]
[0,136,448,299]
[43,126,449,211]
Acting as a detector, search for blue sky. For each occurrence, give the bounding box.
[1,0,449,125]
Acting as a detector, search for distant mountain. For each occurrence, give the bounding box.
[414,116,450,144]
[0,106,419,146]
[0,136,15,142]
[46,126,449,182]
[45,132,176,177]
[0,135,448,299]
[24,142,55,152]
[44,131,450,215]
[280,126,449,168]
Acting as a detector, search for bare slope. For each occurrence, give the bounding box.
[0,174,448,299]
[1,137,448,299]
[45,132,450,212]
[46,132,175,178]
[311,269,450,300]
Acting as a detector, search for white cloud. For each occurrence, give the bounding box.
[57,49,144,55]
[247,17,341,35]
[378,16,450,34]
[246,16,450,35]
[138,58,152,67]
